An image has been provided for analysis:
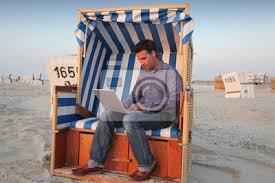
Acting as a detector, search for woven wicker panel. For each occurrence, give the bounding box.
[188,90,194,138]
[186,143,192,175]
[182,39,194,177]
[180,40,194,182]
[187,90,193,176]
[182,40,194,86]
[181,90,194,178]
[188,108,193,133]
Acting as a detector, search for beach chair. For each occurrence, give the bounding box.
[255,72,267,85]
[33,73,42,80]
[222,71,254,98]
[214,75,225,91]
[248,73,256,84]
[50,4,194,183]
[1,74,12,84]
[271,77,275,93]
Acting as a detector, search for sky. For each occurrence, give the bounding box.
[0,0,274,80]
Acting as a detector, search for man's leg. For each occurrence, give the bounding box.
[89,111,124,167]
[122,111,172,172]
[72,111,125,175]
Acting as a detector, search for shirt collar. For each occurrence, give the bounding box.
[145,60,164,73]
[155,60,164,70]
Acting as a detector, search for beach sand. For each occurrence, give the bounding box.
[0,83,274,183]
[189,84,275,183]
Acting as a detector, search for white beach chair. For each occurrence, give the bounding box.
[1,74,12,84]
[222,71,254,98]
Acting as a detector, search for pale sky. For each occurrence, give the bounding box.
[0,0,274,80]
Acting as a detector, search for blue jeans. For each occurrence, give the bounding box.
[89,110,173,171]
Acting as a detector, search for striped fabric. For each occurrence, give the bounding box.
[56,92,82,130]
[70,117,179,138]
[81,53,183,115]
[75,8,194,47]
[87,21,181,54]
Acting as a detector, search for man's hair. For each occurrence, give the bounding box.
[134,39,157,54]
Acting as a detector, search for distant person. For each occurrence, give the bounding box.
[72,39,183,181]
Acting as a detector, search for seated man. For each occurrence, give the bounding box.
[73,39,183,181]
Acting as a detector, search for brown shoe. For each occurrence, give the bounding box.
[130,162,158,181]
[72,164,103,176]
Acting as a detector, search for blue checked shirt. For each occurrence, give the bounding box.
[123,61,183,120]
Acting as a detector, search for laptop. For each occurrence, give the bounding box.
[92,89,127,114]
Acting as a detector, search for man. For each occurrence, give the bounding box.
[73,39,183,181]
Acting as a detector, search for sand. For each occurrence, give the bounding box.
[189,84,275,183]
[0,82,274,183]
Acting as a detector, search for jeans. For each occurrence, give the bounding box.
[89,110,173,171]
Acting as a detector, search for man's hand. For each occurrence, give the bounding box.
[133,102,145,111]
[122,102,129,109]
[127,102,145,111]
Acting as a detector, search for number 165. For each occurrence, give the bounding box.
[54,66,75,78]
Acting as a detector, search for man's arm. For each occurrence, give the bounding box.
[121,74,142,109]
[164,70,183,115]
[144,69,182,114]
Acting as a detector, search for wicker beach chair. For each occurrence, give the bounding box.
[271,77,275,92]
[214,75,225,91]
[50,4,194,183]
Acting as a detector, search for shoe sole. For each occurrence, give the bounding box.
[129,163,158,181]
[72,169,103,176]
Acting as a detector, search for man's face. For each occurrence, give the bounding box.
[136,50,156,71]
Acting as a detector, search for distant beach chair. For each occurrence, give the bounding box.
[1,74,12,84]
[254,72,268,85]
[50,4,194,183]
[18,74,43,85]
[214,75,225,91]
[248,73,255,83]
[271,77,275,93]
[19,74,34,84]
[222,71,255,98]
[10,75,18,83]
[33,73,42,80]
[30,79,44,85]
[15,75,20,82]
[32,73,44,85]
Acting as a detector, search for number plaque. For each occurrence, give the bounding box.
[46,56,78,87]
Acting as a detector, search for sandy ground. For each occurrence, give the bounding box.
[0,83,274,183]
[189,84,275,183]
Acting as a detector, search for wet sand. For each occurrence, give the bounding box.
[0,83,274,183]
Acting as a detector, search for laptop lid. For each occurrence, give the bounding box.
[92,89,127,114]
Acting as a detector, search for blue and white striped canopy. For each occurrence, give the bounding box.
[75,8,194,52]
[75,7,195,120]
